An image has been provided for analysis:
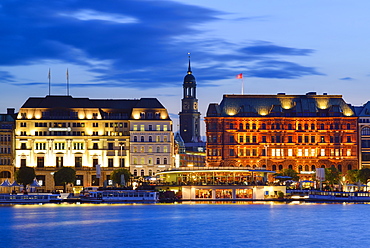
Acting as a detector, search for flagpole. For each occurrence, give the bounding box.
[48,68,51,96]
[242,76,244,95]
[66,68,69,96]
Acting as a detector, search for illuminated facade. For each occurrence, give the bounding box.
[355,102,370,168]
[15,96,173,192]
[0,108,16,192]
[205,93,358,176]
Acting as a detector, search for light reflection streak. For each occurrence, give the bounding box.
[12,219,121,229]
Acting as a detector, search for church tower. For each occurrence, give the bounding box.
[179,55,201,143]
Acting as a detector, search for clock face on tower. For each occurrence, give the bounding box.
[183,102,189,110]
[193,102,197,110]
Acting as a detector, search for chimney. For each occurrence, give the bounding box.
[7,108,15,115]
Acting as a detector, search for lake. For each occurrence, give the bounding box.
[0,202,369,247]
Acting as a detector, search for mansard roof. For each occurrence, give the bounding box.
[21,95,164,110]
[206,93,355,118]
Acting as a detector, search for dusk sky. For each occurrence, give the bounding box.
[1,0,370,135]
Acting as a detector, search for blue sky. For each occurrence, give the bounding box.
[1,0,370,135]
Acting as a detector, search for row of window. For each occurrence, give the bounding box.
[0,158,11,165]
[209,122,354,131]
[208,148,353,157]
[133,135,168,142]
[132,124,169,131]
[0,147,11,154]
[270,164,352,172]
[133,146,168,153]
[0,135,11,142]
[237,135,352,144]
[132,157,168,165]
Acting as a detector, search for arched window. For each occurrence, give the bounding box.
[298,124,302,130]
[156,146,160,153]
[163,146,168,153]
[140,146,144,152]
[148,157,153,165]
[156,158,160,164]
[305,165,309,171]
[278,165,283,171]
[239,123,243,130]
[262,164,266,168]
[140,136,144,142]
[141,169,145,176]
[0,171,11,178]
[134,169,138,176]
[149,146,153,153]
[338,164,342,172]
[164,158,167,164]
[311,165,316,171]
[272,165,277,171]
[321,165,325,168]
[133,158,138,165]
[149,170,153,176]
[149,136,153,142]
[288,165,293,170]
[348,164,352,170]
[252,124,256,129]
[261,123,266,130]
[298,165,303,171]
[362,127,370,135]
[140,157,145,165]
[246,123,250,129]
[134,136,137,142]
[304,124,309,130]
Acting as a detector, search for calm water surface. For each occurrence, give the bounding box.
[0,202,369,248]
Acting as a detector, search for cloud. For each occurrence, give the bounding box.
[247,60,324,79]
[339,77,354,81]
[0,0,323,89]
[239,41,314,56]
[0,71,15,83]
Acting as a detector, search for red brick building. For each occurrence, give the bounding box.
[205,93,358,175]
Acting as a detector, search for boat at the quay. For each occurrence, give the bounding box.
[79,189,159,203]
[0,193,63,204]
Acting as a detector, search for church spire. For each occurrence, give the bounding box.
[187,53,192,74]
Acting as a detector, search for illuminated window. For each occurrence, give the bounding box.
[35,142,46,150]
[141,158,145,165]
[73,142,84,150]
[311,149,316,157]
[297,149,302,156]
[288,149,293,156]
[335,149,340,156]
[304,149,309,157]
[133,158,138,165]
[156,136,160,142]
[163,146,168,153]
[347,149,351,156]
[133,147,138,153]
[149,146,153,153]
[164,136,168,142]
[133,125,138,131]
[156,125,161,131]
[140,125,145,131]
[54,142,65,150]
[163,125,168,131]
[148,157,153,165]
[140,146,144,153]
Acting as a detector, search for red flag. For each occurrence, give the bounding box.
[236,73,243,79]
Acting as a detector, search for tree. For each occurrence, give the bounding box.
[358,168,370,184]
[111,168,131,186]
[325,167,341,188]
[54,167,76,192]
[346,169,359,184]
[274,169,299,181]
[15,166,36,189]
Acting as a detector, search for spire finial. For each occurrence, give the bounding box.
[187,52,192,74]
